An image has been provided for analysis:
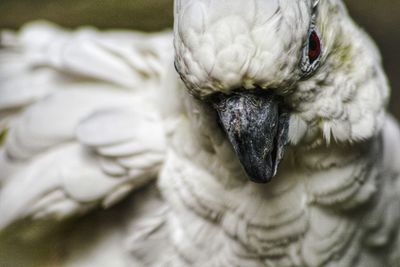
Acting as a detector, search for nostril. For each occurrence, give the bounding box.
[207,92,226,107]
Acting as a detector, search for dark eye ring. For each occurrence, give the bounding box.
[300,27,323,77]
[308,30,321,64]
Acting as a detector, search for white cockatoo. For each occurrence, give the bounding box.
[0,0,399,266]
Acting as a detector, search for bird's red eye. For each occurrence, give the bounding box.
[308,30,321,63]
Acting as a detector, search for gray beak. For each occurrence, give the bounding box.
[213,91,289,183]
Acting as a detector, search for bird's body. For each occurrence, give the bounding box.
[1,0,400,266]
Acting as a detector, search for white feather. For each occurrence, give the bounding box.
[0,1,400,267]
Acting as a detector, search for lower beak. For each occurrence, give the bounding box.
[213,91,289,183]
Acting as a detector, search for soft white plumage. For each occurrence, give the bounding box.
[1,0,400,266]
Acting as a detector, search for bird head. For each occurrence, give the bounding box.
[173,0,389,183]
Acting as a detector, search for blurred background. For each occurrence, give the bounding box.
[0,0,399,117]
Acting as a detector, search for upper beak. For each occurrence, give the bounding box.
[213,91,289,183]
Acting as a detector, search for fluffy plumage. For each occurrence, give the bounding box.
[0,0,399,266]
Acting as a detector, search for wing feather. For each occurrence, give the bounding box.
[0,22,172,232]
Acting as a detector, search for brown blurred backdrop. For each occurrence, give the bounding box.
[0,0,399,118]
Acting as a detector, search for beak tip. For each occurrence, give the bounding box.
[249,178,272,184]
[246,166,275,184]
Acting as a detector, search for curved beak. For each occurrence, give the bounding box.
[213,91,289,183]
